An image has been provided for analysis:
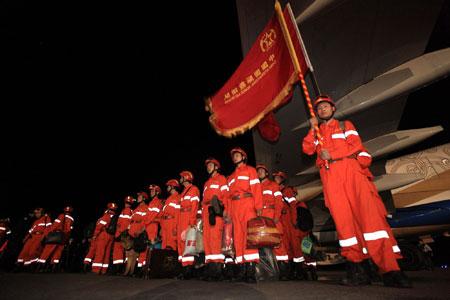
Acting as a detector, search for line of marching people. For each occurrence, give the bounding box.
[80,147,317,283]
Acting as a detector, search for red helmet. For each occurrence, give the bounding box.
[124,196,134,204]
[137,192,149,200]
[272,171,287,181]
[180,170,194,182]
[230,147,247,159]
[313,95,335,109]
[166,179,180,188]
[256,164,269,173]
[63,206,73,213]
[107,202,118,211]
[205,158,221,169]
[148,184,162,194]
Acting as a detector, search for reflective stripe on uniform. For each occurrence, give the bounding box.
[249,179,259,185]
[358,152,371,157]
[263,190,273,195]
[344,130,358,137]
[182,256,195,262]
[113,259,124,264]
[190,196,199,202]
[275,255,289,261]
[244,253,260,261]
[274,191,282,197]
[293,257,305,263]
[220,185,229,191]
[119,214,132,219]
[237,176,249,180]
[363,230,389,241]
[331,133,346,139]
[65,215,74,221]
[393,245,401,253]
[99,220,107,225]
[209,184,219,189]
[339,237,358,247]
[205,254,225,261]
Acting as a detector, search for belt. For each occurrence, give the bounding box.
[231,192,253,200]
[162,215,174,220]
[180,207,192,212]
[326,153,357,165]
[263,205,276,209]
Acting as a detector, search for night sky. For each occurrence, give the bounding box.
[1,1,449,229]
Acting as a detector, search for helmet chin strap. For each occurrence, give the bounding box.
[234,158,246,166]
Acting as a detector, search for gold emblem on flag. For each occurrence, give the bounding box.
[260,29,276,52]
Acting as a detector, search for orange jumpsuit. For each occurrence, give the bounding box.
[261,179,288,261]
[178,183,200,266]
[17,215,52,265]
[38,213,74,264]
[146,197,163,242]
[89,212,114,274]
[226,164,263,264]
[202,173,228,263]
[302,119,400,273]
[112,207,132,265]
[129,202,150,267]
[161,192,180,250]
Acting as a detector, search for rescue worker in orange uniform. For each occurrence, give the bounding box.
[146,184,163,244]
[302,95,410,288]
[177,170,200,279]
[111,196,134,273]
[273,171,315,280]
[87,202,117,274]
[202,157,228,281]
[161,179,180,251]
[37,206,75,271]
[17,207,52,269]
[129,192,150,270]
[225,147,263,283]
[256,164,289,280]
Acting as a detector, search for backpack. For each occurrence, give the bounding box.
[296,206,314,232]
[105,214,118,235]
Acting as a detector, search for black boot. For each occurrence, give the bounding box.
[340,261,371,286]
[287,262,295,280]
[305,263,318,281]
[82,263,90,273]
[207,263,222,281]
[231,264,246,282]
[361,259,381,283]
[382,271,412,288]
[278,261,289,281]
[177,265,193,280]
[223,264,235,281]
[245,262,257,284]
[294,263,307,280]
[107,264,118,276]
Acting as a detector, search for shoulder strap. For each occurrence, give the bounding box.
[339,120,346,132]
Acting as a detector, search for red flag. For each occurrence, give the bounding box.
[206,6,309,138]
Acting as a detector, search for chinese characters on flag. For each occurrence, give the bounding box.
[206,6,310,140]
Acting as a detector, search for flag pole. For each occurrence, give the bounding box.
[274,0,329,169]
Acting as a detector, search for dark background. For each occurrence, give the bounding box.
[1,0,449,229]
